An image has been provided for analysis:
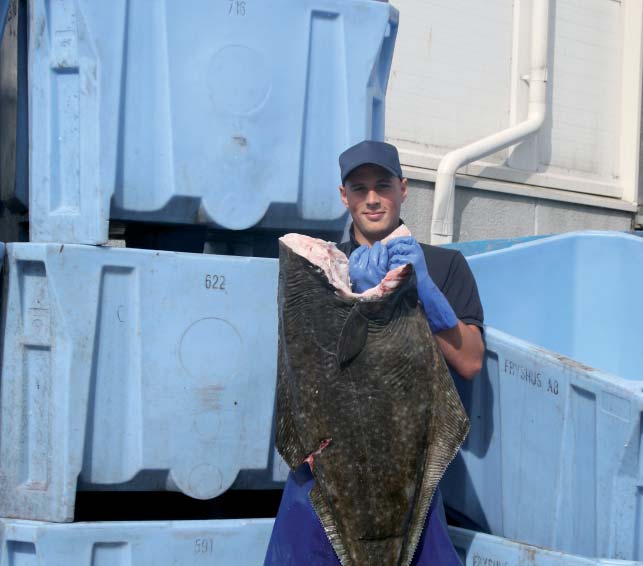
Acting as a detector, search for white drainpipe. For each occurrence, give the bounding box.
[430,0,551,244]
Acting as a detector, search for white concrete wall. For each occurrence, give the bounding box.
[385,0,643,236]
[401,178,633,245]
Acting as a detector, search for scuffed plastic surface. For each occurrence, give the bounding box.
[22,0,398,243]
[0,519,634,566]
[442,231,643,560]
[0,519,274,566]
[0,243,278,522]
[449,527,638,566]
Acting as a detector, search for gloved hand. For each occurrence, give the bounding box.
[387,237,458,334]
[349,242,389,293]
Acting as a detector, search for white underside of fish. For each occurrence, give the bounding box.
[279,224,412,300]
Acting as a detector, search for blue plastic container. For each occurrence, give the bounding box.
[20,0,398,244]
[441,234,548,257]
[0,519,274,566]
[0,519,634,566]
[0,243,279,522]
[441,231,643,560]
[449,527,637,566]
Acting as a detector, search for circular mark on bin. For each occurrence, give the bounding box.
[180,318,243,380]
[213,191,269,230]
[208,45,271,114]
[194,410,222,441]
[188,464,224,500]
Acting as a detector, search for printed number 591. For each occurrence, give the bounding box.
[194,538,214,554]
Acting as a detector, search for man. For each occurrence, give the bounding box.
[265,140,484,565]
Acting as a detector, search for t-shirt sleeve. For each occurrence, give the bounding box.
[336,241,352,259]
[441,251,484,328]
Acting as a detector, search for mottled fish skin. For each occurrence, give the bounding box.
[276,238,470,566]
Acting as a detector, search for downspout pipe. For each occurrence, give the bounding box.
[430,0,550,244]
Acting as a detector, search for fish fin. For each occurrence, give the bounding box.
[399,340,470,566]
[275,336,307,469]
[336,304,369,368]
[309,482,351,566]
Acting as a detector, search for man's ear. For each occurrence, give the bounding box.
[339,185,349,208]
[400,177,408,203]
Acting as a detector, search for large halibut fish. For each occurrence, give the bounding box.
[276,229,469,566]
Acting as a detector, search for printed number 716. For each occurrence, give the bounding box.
[229,1,246,16]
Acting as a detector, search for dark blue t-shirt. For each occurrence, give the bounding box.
[337,224,484,328]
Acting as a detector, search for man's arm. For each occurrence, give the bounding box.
[435,321,484,380]
[381,236,486,379]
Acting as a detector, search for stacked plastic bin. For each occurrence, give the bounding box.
[0,0,399,564]
[4,0,636,564]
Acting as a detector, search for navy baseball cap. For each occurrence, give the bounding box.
[339,140,403,184]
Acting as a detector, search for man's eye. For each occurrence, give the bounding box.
[377,184,391,190]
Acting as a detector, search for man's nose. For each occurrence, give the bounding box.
[366,189,380,206]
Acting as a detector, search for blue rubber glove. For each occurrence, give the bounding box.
[349,242,389,293]
[387,237,458,334]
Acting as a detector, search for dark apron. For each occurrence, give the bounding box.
[264,463,462,566]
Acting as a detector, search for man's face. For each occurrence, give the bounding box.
[339,164,408,246]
